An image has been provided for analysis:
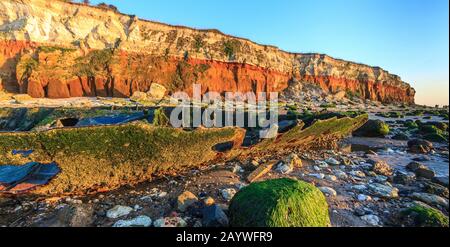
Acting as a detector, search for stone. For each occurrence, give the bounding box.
[113,215,152,227]
[177,191,198,212]
[204,197,215,206]
[357,194,372,201]
[319,187,337,197]
[285,153,303,168]
[259,124,279,139]
[106,205,133,219]
[353,120,390,137]
[392,132,410,141]
[350,170,366,178]
[130,91,148,102]
[202,204,229,227]
[325,175,337,182]
[153,217,187,227]
[231,164,244,173]
[408,139,433,154]
[368,159,393,176]
[247,161,276,182]
[334,170,348,179]
[411,193,449,208]
[325,157,340,166]
[275,162,292,174]
[315,160,328,168]
[147,83,166,100]
[432,176,449,187]
[352,184,368,191]
[361,214,380,226]
[423,181,449,198]
[367,183,399,198]
[415,167,435,180]
[32,204,94,227]
[309,173,325,179]
[221,188,237,201]
[406,162,426,172]
[393,170,416,185]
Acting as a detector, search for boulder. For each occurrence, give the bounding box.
[393,170,416,185]
[411,193,449,208]
[407,139,433,154]
[202,204,229,227]
[368,159,393,176]
[177,191,198,212]
[367,183,399,198]
[415,167,435,180]
[432,176,449,187]
[400,203,448,227]
[130,91,148,102]
[147,83,166,100]
[353,120,390,137]
[229,178,330,227]
[406,161,426,172]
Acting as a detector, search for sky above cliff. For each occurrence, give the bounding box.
[82,0,449,106]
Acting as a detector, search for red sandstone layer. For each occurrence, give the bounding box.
[0,40,415,104]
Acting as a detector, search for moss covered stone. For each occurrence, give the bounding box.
[402,205,449,227]
[229,178,330,227]
[353,119,390,137]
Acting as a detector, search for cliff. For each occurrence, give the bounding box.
[0,0,415,103]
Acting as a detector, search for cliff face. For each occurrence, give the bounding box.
[0,0,415,103]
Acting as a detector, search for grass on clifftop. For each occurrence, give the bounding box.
[229,178,330,227]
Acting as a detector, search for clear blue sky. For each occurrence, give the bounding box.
[82,0,449,106]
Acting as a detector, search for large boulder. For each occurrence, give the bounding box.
[400,203,449,227]
[147,83,167,100]
[353,120,390,137]
[408,139,433,154]
[229,178,330,227]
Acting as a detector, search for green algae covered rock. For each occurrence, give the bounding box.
[229,178,330,227]
[402,204,449,227]
[353,119,390,137]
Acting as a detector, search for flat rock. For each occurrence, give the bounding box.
[106,205,133,219]
[113,215,152,227]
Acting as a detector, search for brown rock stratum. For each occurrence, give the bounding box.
[0,0,415,103]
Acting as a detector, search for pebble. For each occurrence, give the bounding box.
[325,175,337,182]
[153,217,187,227]
[309,173,325,179]
[361,214,380,226]
[275,162,293,174]
[350,170,366,178]
[319,187,337,197]
[325,157,341,166]
[357,194,372,201]
[221,188,237,201]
